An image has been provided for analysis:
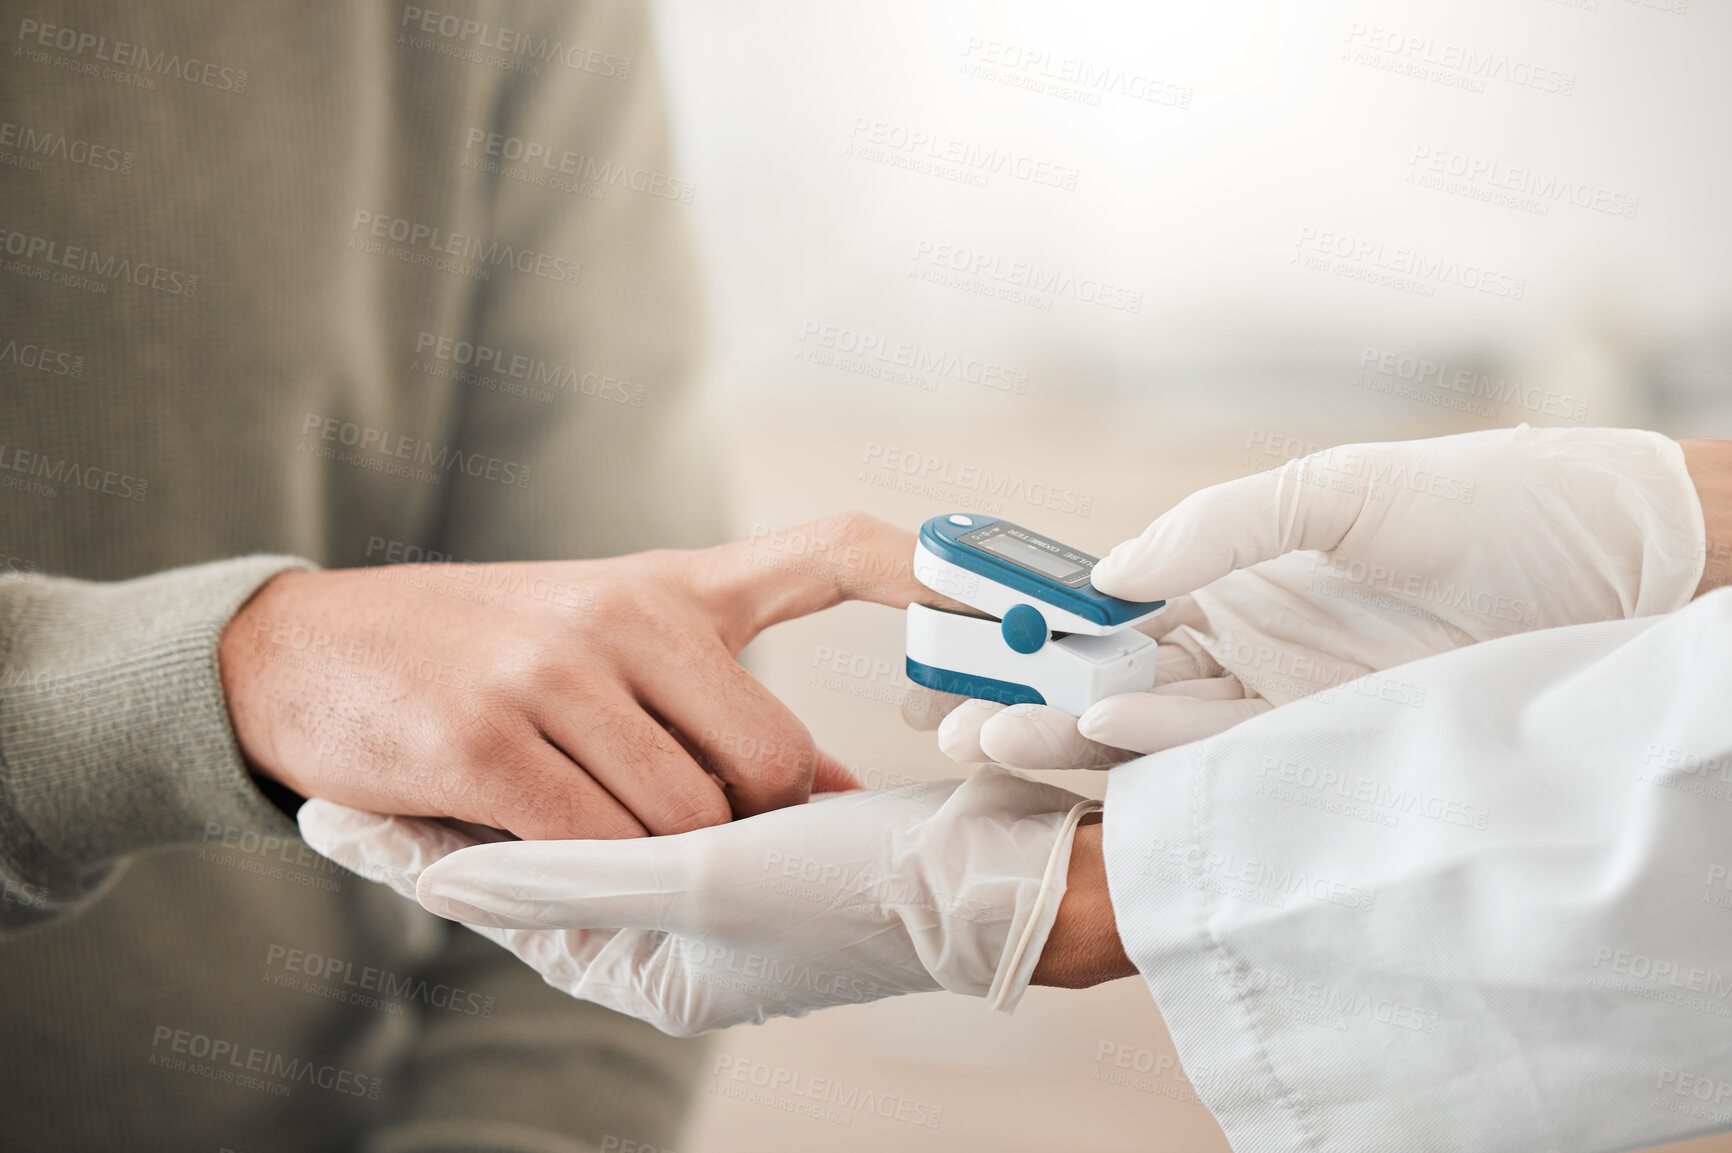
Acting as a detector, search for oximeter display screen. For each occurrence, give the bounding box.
[980,535,1084,580]
[959,522,1097,588]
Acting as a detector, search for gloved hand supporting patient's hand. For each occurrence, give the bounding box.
[299,769,1100,1036]
[936,425,1706,770]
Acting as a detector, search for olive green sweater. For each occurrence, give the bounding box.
[0,2,721,1148]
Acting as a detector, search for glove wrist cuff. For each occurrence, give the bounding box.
[986,798,1103,1013]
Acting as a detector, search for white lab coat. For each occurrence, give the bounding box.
[1104,586,1732,1153]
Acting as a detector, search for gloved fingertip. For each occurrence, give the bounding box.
[1074,698,1124,744]
[1085,545,1148,598]
[417,894,488,926]
[978,704,1110,771]
[1090,535,1195,602]
[415,871,500,926]
[937,698,1002,763]
[1076,693,1170,753]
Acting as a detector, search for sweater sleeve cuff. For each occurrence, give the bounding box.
[0,556,312,913]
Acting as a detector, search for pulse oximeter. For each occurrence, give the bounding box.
[905,514,1166,715]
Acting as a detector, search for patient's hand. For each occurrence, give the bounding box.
[222,512,948,839]
[928,426,1712,770]
[299,769,1108,1036]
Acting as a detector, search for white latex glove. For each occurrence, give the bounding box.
[299,769,1097,1037]
[933,425,1705,770]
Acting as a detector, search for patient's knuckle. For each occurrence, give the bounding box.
[509,787,645,842]
[659,788,731,835]
[447,696,532,765]
[472,755,551,816]
[586,579,651,624]
[730,731,815,797]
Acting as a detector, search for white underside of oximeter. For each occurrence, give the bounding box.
[905,603,1159,716]
[912,541,1164,635]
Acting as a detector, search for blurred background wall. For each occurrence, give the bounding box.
[648,1,1732,1148]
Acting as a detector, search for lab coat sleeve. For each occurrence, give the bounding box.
[0,557,310,930]
[1104,586,1732,1153]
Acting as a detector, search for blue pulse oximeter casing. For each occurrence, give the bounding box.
[905,514,1167,715]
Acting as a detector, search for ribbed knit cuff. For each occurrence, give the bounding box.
[0,556,312,915]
